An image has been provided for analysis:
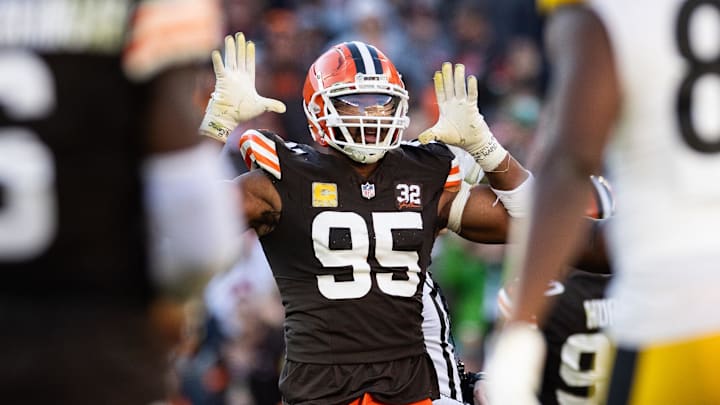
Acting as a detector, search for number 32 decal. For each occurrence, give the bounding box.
[312,211,422,300]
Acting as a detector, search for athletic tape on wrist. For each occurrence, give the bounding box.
[466,163,484,184]
[199,112,236,143]
[447,181,472,233]
[468,136,508,172]
[490,171,534,218]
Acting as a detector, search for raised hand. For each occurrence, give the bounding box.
[199,32,286,143]
[418,62,507,171]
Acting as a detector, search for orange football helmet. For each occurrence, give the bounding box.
[303,41,410,163]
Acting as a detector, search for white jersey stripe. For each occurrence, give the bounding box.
[423,275,464,403]
[352,41,377,75]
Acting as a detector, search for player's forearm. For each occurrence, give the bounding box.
[483,154,530,191]
[454,186,510,243]
[509,157,591,324]
[448,158,532,241]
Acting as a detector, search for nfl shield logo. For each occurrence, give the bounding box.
[361,182,376,199]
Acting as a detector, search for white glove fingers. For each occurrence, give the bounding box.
[261,97,287,114]
[468,75,479,104]
[454,63,467,100]
[235,32,250,72]
[211,50,224,78]
[441,62,454,100]
[235,32,249,72]
[224,34,237,71]
[247,40,256,83]
[432,71,446,104]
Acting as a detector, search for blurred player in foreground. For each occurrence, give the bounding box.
[485,0,720,404]
[172,132,285,405]
[0,1,240,403]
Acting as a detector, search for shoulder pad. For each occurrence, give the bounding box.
[238,129,282,179]
[401,139,453,156]
[401,140,461,189]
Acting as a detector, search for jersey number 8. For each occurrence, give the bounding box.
[675,0,720,153]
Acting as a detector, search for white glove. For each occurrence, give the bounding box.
[418,62,507,172]
[199,32,286,143]
[484,322,546,405]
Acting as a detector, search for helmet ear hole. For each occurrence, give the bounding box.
[308,101,321,114]
[308,125,328,146]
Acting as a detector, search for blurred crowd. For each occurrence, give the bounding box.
[223,0,545,147]
[192,0,548,403]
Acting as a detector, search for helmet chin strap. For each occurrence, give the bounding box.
[335,143,386,164]
[350,148,385,164]
[322,127,391,164]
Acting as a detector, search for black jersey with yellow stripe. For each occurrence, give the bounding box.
[237,129,459,364]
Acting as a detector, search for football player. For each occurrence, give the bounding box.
[199,33,532,404]
[488,175,615,405]
[478,269,613,405]
[486,0,720,404]
[0,1,240,403]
